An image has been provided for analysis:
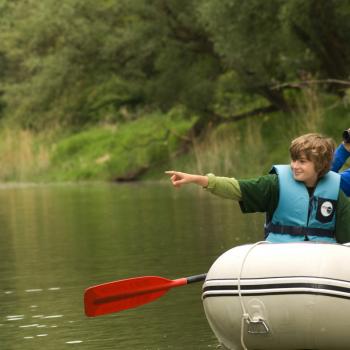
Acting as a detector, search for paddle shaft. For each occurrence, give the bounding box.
[186,273,207,284]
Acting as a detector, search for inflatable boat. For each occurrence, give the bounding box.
[203,242,350,350]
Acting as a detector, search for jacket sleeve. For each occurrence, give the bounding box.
[331,144,350,196]
[238,174,279,214]
[331,144,350,172]
[205,173,242,200]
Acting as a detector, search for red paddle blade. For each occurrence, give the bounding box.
[84,276,186,317]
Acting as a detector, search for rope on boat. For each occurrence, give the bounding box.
[238,241,270,350]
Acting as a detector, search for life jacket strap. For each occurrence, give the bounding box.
[265,222,335,238]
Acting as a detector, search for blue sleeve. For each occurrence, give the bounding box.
[331,144,350,196]
[340,171,350,196]
[331,144,350,172]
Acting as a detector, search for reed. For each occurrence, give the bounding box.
[0,91,347,182]
[0,128,50,181]
[181,89,341,179]
[189,120,267,177]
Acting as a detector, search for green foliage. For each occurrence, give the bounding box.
[198,1,289,90]
[280,0,350,79]
[48,108,197,180]
[0,95,348,182]
[198,0,350,109]
[0,0,349,161]
[0,0,224,128]
[0,0,139,127]
[213,70,270,118]
[170,94,350,179]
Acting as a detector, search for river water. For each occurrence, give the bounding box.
[0,182,262,349]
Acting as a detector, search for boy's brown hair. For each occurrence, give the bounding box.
[289,133,336,177]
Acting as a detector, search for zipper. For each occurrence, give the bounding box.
[306,195,314,227]
[305,186,316,240]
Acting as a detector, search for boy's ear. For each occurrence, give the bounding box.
[316,165,327,178]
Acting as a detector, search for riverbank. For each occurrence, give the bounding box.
[0,94,349,182]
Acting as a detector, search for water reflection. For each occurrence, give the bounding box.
[0,182,263,349]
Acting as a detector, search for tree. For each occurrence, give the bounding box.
[0,0,349,131]
[281,0,350,84]
[0,0,223,129]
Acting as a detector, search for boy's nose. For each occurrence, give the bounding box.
[291,161,300,169]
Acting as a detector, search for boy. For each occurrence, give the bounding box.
[166,133,350,243]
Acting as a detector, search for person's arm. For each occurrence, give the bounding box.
[331,141,350,196]
[165,171,278,213]
[334,191,350,243]
[165,171,208,188]
[205,174,241,200]
[165,171,242,200]
[238,174,279,215]
[331,143,350,172]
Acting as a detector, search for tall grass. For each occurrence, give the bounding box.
[187,120,267,177]
[0,128,50,181]
[175,90,350,178]
[0,91,348,182]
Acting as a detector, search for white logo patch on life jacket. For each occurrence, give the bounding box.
[320,201,333,217]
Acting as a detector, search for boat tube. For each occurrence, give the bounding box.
[203,242,350,350]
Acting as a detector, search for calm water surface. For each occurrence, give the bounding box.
[0,182,263,349]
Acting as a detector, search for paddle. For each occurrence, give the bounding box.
[84,273,207,317]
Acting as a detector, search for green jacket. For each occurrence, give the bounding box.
[207,173,350,243]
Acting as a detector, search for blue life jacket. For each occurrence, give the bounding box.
[265,165,340,243]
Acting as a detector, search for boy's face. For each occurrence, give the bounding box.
[290,154,318,187]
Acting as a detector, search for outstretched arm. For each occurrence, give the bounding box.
[165,171,242,200]
[165,171,208,188]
